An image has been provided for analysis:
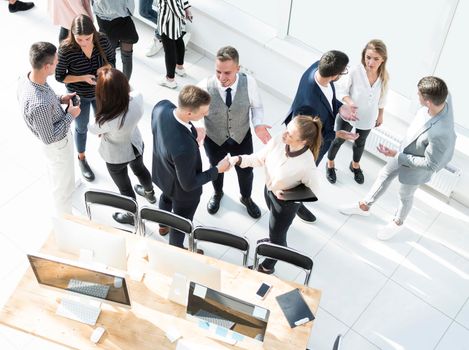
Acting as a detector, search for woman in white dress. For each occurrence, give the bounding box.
[326,39,389,184]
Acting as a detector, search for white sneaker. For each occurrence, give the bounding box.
[339,203,370,216]
[159,77,177,89]
[377,221,403,240]
[182,32,191,48]
[146,38,162,57]
[175,67,186,77]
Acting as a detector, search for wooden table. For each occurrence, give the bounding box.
[0,215,321,349]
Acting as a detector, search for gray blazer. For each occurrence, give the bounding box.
[89,91,144,164]
[397,95,456,185]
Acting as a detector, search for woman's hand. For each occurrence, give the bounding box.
[375,114,384,127]
[185,8,193,22]
[228,156,240,167]
[274,190,285,200]
[83,74,97,85]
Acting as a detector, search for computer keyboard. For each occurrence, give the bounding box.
[56,298,101,325]
[67,279,110,299]
[194,309,235,330]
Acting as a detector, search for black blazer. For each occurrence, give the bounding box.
[284,61,343,143]
[151,100,218,201]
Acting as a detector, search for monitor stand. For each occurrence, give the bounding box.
[56,296,101,325]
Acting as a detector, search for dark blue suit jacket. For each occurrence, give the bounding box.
[284,61,343,163]
[151,100,218,201]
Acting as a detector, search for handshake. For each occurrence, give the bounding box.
[216,155,241,173]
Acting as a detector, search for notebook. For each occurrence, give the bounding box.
[276,288,315,328]
[282,184,318,202]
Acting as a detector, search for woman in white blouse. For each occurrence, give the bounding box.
[326,39,389,184]
[89,67,155,225]
[230,116,322,274]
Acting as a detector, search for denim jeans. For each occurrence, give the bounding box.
[139,0,161,39]
[73,96,96,154]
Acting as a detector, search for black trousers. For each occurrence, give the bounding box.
[261,186,301,270]
[327,118,372,163]
[105,147,153,200]
[159,193,199,248]
[203,131,254,198]
[161,33,185,79]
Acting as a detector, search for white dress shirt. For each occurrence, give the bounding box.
[315,71,333,111]
[336,64,388,130]
[198,73,265,127]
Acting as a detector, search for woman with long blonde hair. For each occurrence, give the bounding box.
[326,39,389,185]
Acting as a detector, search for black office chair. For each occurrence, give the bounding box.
[192,226,250,267]
[253,242,313,285]
[332,334,343,350]
[84,189,139,234]
[139,206,193,247]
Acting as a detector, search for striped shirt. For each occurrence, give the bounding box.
[18,73,73,145]
[157,0,190,40]
[55,34,115,99]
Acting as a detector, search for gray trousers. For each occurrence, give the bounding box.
[363,157,419,224]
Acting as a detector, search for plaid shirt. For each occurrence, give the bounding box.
[18,73,73,145]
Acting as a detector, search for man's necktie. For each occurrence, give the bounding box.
[225,87,232,108]
[189,123,198,138]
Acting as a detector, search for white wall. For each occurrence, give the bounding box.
[135,0,469,205]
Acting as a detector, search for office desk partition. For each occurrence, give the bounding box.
[0,215,321,349]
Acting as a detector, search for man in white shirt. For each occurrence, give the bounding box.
[340,76,456,240]
[198,46,272,218]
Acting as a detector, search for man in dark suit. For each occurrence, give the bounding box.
[284,50,359,223]
[151,85,231,248]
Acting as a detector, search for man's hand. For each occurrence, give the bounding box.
[67,99,81,118]
[216,156,231,173]
[60,92,76,105]
[254,124,272,144]
[195,127,205,146]
[339,104,359,122]
[377,143,397,157]
[336,130,359,141]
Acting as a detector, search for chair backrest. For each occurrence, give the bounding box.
[332,334,343,350]
[139,206,193,237]
[254,242,313,285]
[84,189,139,234]
[192,226,250,266]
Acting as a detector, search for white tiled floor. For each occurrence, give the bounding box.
[1,3,469,349]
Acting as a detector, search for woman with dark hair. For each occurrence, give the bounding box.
[230,116,323,274]
[56,14,115,182]
[93,0,139,80]
[89,67,156,225]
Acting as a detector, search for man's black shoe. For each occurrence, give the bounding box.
[240,197,261,219]
[8,0,34,13]
[134,184,157,204]
[112,212,134,225]
[78,157,95,182]
[207,191,223,214]
[349,162,364,184]
[296,203,316,223]
[326,165,337,184]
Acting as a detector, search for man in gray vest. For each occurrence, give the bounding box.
[198,46,271,218]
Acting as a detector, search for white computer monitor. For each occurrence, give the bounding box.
[53,217,127,270]
[27,253,131,325]
[146,240,221,299]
